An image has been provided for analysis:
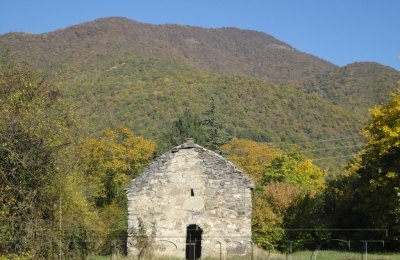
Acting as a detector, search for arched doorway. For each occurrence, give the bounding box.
[186,224,202,260]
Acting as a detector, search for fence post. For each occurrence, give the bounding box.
[110,240,116,260]
[359,240,384,260]
[284,240,293,260]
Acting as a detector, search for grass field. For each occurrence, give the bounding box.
[88,250,398,260]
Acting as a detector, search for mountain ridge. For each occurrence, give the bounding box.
[0,16,337,84]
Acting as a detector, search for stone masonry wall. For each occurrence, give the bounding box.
[125,143,253,259]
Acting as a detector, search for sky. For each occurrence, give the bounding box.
[0,1,399,71]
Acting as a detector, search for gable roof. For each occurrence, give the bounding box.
[125,141,254,194]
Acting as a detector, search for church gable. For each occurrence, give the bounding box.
[125,140,253,259]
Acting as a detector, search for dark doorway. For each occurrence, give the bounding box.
[186,224,202,260]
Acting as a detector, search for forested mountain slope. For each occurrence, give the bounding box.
[288,62,400,119]
[66,56,359,141]
[0,17,336,84]
[2,17,394,173]
[66,56,362,173]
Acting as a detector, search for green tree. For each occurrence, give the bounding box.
[253,149,327,251]
[330,85,400,249]
[201,97,232,153]
[160,99,231,153]
[262,150,326,194]
[160,108,208,152]
[0,46,77,258]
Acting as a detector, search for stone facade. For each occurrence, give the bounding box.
[125,140,253,259]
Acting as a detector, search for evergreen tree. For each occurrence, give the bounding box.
[160,108,208,152]
[201,97,232,154]
[160,98,231,153]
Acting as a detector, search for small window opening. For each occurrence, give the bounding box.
[191,189,194,196]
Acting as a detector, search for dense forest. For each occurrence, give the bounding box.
[1,17,400,259]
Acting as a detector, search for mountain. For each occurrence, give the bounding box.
[287,62,400,119]
[0,17,336,84]
[2,17,397,173]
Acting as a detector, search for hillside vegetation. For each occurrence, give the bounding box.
[1,17,336,84]
[288,62,400,119]
[2,17,395,173]
[68,56,363,171]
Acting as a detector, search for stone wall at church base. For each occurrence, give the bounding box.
[127,235,252,259]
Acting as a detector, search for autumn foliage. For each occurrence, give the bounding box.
[222,138,282,182]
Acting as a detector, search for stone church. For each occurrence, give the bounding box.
[125,139,253,259]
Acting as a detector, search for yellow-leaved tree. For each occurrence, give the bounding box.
[75,126,157,254]
[255,149,327,251]
[326,84,400,250]
[0,45,84,259]
[221,138,282,182]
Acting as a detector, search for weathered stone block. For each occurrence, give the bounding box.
[169,187,181,196]
[182,196,205,211]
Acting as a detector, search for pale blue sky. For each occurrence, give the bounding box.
[0,0,399,70]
